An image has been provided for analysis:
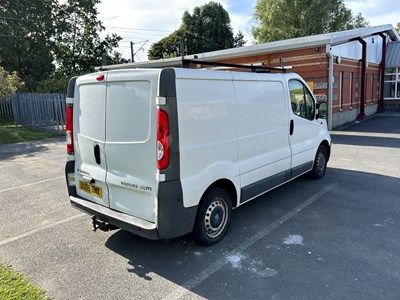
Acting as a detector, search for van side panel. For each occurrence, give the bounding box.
[232,74,291,198]
[175,72,240,208]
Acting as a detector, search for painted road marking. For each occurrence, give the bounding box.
[0,213,85,247]
[163,182,339,300]
[0,176,64,193]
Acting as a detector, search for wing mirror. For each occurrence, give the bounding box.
[316,102,327,120]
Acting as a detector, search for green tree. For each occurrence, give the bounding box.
[0,67,24,98]
[0,0,55,91]
[53,0,126,77]
[148,1,235,60]
[396,22,400,35]
[234,31,247,48]
[252,0,369,43]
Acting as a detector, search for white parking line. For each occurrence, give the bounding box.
[163,182,339,300]
[0,176,64,193]
[0,213,85,247]
[0,165,14,169]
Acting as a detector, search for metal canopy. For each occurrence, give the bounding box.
[98,24,400,71]
[386,41,400,68]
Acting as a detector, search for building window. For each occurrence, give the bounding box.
[371,74,374,104]
[339,72,343,110]
[349,72,353,109]
[384,67,400,99]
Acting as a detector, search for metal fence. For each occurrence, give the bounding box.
[0,96,13,120]
[11,93,66,134]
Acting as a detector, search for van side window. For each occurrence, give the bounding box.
[289,80,315,121]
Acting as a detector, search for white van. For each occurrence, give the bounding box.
[65,65,331,245]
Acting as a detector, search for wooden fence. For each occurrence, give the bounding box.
[0,96,13,120]
[11,93,66,133]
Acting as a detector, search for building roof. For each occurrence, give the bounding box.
[386,41,400,68]
[101,24,400,70]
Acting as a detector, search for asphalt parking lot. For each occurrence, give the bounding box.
[0,114,399,300]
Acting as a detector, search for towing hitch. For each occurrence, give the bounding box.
[92,216,118,232]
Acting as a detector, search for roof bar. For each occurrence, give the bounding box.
[181,59,287,73]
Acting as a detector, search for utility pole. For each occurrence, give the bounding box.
[130,41,134,62]
[130,40,149,63]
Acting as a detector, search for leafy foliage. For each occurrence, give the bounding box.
[148,1,235,60]
[252,0,369,43]
[234,31,247,48]
[0,0,55,91]
[396,22,400,35]
[0,67,24,97]
[0,0,126,92]
[53,0,126,76]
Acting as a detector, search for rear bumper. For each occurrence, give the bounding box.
[70,195,160,240]
[66,160,198,240]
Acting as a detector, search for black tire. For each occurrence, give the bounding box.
[193,187,232,246]
[309,145,328,179]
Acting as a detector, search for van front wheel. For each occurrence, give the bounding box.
[193,188,232,246]
[309,145,328,179]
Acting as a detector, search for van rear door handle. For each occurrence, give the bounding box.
[94,144,101,165]
[290,120,294,135]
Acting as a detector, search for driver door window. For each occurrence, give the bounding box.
[289,80,315,121]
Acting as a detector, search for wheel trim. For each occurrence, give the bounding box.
[204,198,228,238]
[316,152,326,173]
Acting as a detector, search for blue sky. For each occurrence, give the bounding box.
[96,0,399,62]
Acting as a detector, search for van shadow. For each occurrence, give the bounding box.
[104,168,400,298]
[342,116,400,135]
[331,134,400,148]
[331,115,400,148]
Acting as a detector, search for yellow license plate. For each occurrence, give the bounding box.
[79,180,102,198]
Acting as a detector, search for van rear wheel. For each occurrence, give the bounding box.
[193,187,232,246]
[309,145,328,179]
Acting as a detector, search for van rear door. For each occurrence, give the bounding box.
[74,73,109,207]
[105,70,159,223]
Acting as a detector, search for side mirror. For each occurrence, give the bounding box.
[317,102,327,119]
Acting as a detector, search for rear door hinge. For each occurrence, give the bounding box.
[156,96,167,106]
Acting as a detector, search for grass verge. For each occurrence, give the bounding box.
[0,264,47,300]
[0,120,59,144]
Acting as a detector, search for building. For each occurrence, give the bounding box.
[104,24,400,129]
[384,41,400,111]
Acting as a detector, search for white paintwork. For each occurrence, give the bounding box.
[71,67,331,231]
[286,77,320,170]
[231,72,290,188]
[174,69,240,208]
[74,73,109,208]
[105,70,159,222]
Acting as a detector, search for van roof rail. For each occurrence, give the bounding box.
[181,59,287,73]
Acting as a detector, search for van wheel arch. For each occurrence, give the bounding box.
[309,143,329,179]
[203,179,238,209]
[193,186,233,246]
[191,179,237,246]
[320,140,331,161]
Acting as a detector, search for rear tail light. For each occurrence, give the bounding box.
[66,105,74,154]
[157,109,169,170]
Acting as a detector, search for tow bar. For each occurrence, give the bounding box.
[92,216,118,232]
